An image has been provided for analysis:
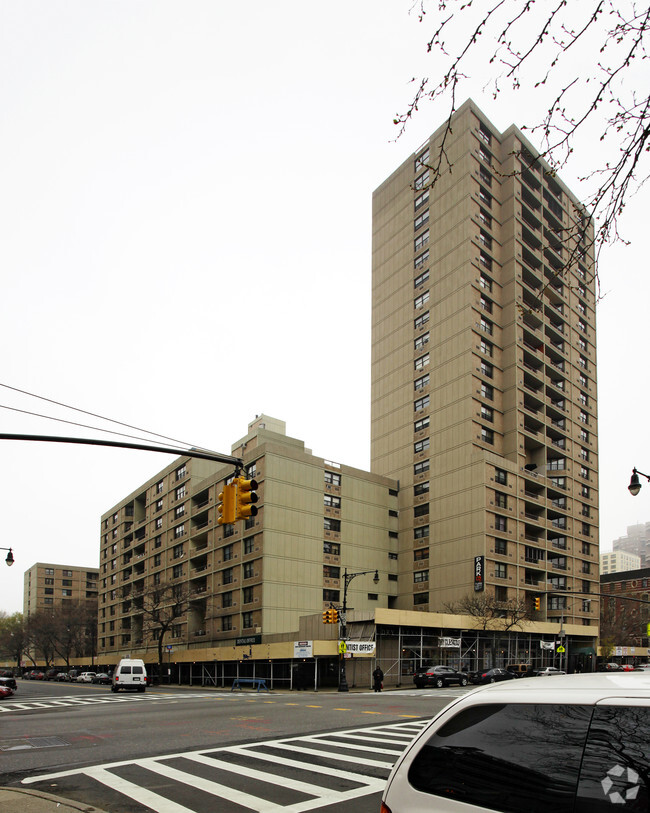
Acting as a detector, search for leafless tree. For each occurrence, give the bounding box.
[397,1,650,282]
[600,593,642,649]
[0,612,31,670]
[445,593,532,631]
[140,581,197,683]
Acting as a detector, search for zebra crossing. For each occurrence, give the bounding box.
[0,691,219,713]
[22,718,430,812]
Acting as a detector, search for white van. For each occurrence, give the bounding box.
[111,658,147,693]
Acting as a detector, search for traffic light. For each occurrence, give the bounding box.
[217,482,237,525]
[330,608,339,624]
[534,597,541,611]
[235,477,258,521]
[322,610,329,624]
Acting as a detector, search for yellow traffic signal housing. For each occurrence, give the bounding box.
[235,477,259,521]
[534,597,541,611]
[217,482,237,525]
[322,610,329,624]
[331,608,339,624]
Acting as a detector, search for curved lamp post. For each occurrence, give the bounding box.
[629,468,650,496]
[338,568,379,692]
[0,547,14,567]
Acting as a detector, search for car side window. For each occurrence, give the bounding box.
[407,703,592,812]
[121,666,131,674]
[575,705,650,812]
[133,666,143,675]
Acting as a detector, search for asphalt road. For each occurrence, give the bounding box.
[0,679,472,811]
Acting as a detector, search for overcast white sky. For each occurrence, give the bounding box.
[1,1,648,614]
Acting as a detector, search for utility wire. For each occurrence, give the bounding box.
[0,382,199,449]
[0,403,190,450]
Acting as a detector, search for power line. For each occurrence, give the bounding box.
[0,403,189,450]
[0,382,199,448]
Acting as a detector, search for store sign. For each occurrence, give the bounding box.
[344,641,376,655]
[474,556,484,592]
[237,635,261,646]
[540,641,556,650]
[439,637,461,649]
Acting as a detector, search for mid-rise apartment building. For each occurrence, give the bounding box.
[371,99,599,627]
[23,563,99,616]
[613,522,650,568]
[98,416,398,660]
[601,550,641,575]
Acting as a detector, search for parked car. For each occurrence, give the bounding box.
[67,669,81,681]
[77,672,97,683]
[44,668,59,681]
[0,675,17,691]
[55,672,69,681]
[536,666,566,676]
[0,685,14,699]
[469,667,516,685]
[598,662,623,672]
[92,673,111,685]
[414,665,469,689]
[381,672,650,813]
[25,670,44,680]
[505,663,532,678]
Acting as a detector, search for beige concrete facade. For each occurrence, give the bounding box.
[97,417,398,660]
[371,99,599,626]
[23,563,99,616]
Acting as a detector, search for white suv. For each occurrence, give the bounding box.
[76,672,96,683]
[382,672,650,813]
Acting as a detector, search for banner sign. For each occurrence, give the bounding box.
[474,556,484,592]
[540,641,556,650]
[294,641,313,658]
[439,637,461,649]
[344,641,376,656]
[237,635,261,646]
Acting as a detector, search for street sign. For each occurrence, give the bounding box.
[338,641,347,654]
[166,645,173,652]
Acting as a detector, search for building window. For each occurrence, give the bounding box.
[414,230,429,252]
[480,273,493,292]
[414,592,429,605]
[414,269,430,288]
[222,568,234,585]
[480,361,494,378]
[414,438,430,454]
[414,291,430,309]
[221,616,233,632]
[175,465,187,481]
[414,504,429,518]
[323,589,340,602]
[414,481,430,496]
[414,460,430,475]
[480,338,493,357]
[478,208,492,228]
[323,541,341,555]
[414,374,430,391]
[481,382,494,400]
[414,169,430,190]
[155,517,163,530]
[156,480,164,493]
[495,492,507,509]
[414,395,430,412]
[244,537,255,555]
[175,504,185,519]
[413,570,429,583]
[414,525,430,540]
[414,210,429,231]
[414,332,429,350]
[481,405,494,422]
[324,471,341,486]
[223,544,233,561]
[495,515,507,532]
[414,249,430,269]
[414,353,430,371]
[242,612,253,629]
[494,468,507,485]
[479,186,492,207]
[172,564,183,579]
[414,548,429,561]
[414,416,430,433]
[324,494,341,509]
[324,517,341,532]
[479,316,493,335]
[481,427,494,444]
[414,311,430,330]
[495,563,507,579]
[495,538,507,555]
[175,485,186,500]
[415,148,429,170]
[414,190,429,210]
[323,565,340,579]
[579,410,589,424]
[174,524,185,538]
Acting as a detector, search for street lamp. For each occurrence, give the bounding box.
[0,547,14,567]
[338,567,379,692]
[628,468,650,496]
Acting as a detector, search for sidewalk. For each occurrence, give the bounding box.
[0,787,109,812]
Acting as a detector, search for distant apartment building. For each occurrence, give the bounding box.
[97,416,398,661]
[600,550,641,575]
[371,99,599,627]
[23,563,99,616]
[613,522,650,568]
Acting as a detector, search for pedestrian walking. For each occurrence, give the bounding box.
[373,666,384,692]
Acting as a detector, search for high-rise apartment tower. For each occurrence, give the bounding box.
[371,100,599,627]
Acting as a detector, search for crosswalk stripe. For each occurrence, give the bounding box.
[265,741,395,769]
[84,766,192,813]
